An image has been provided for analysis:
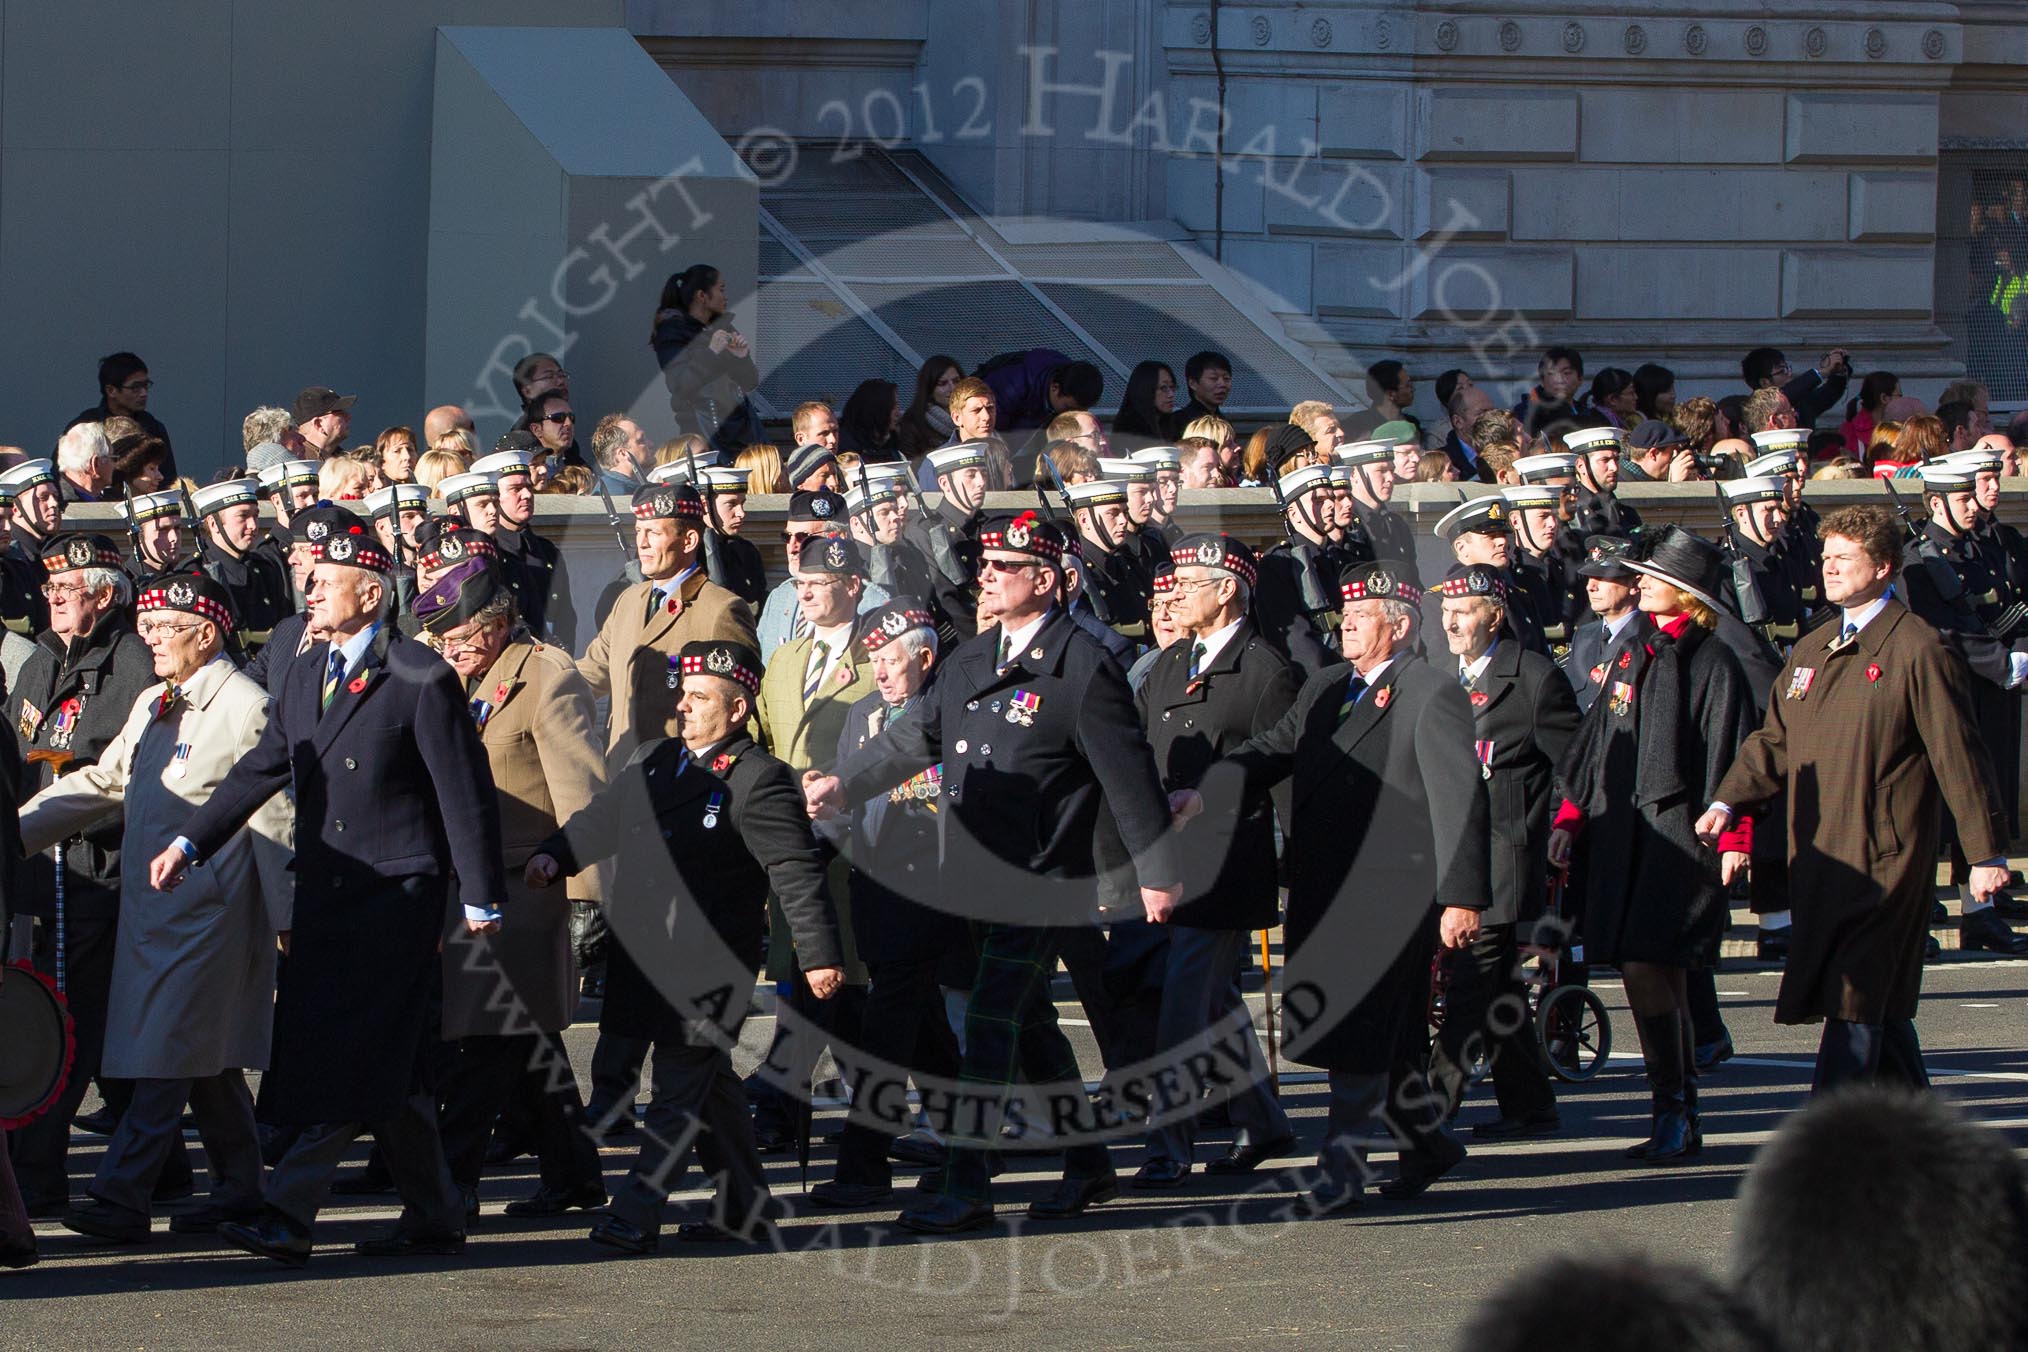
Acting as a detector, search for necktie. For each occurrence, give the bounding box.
[321,649,346,712]
[646,585,668,623]
[1336,675,1368,722]
[790,607,811,641]
[1459,665,1475,690]
[996,631,1013,674]
[1189,641,1207,680]
[1841,622,1858,646]
[802,640,831,701]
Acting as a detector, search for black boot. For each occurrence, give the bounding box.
[1677,1013,1703,1157]
[1629,1010,1692,1165]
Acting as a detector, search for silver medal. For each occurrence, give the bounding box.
[702,812,718,829]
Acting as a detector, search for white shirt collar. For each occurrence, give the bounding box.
[1602,610,1639,644]
[1194,615,1248,671]
[998,609,1052,662]
[1356,654,1399,685]
[1460,641,1498,683]
[1840,590,1893,636]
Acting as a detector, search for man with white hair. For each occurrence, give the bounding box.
[55,422,114,504]
[150,505,508,1267]
[10,534,184,1217]
[21,573,292,1243]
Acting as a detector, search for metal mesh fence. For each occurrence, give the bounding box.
[1936,148,2028,401]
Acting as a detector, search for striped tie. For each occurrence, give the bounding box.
[802,640,831,701]
[1336,675,1367,722]
[321,650,345,712]
[1189,641,1207,680]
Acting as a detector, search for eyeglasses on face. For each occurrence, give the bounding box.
[137,620,203,638]
[977,558,1038,575]
[537,411,575,425]
[119,379,154,392]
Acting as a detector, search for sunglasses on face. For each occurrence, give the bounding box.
[536,411,575,425]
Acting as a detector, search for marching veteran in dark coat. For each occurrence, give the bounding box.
[1427,563,1579,1139]
[414,559,608,1221]
[804,510,1182,1236]
[1131,534,1299,1187]
[19,574,292,1243]
[525,639,844,1254]
[1174,560,1490,1214]
[1550,527,1756,1166]
[1701,505,2012,1092]
[149,506,508,1268]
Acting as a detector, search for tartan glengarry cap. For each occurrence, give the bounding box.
[977,509,1065,562]
[412,517,498,569]
[799,533,867,578]
[1340,561,1422,605]
[303,506,393,573]
[1150,561,1177,595]
[676,639,763,695]
[136,572,236,633]
[788,489,846,526]
[41,533,125,574]
[631,482,705,522]
[1438,563,1507,600]
[414,558,505,636]
[1170,532,1258,587]
[859,598,937,653]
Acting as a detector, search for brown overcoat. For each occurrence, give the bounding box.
[576,570,757,763]
[1714,599,2007,1023]
[442,637,607,1038]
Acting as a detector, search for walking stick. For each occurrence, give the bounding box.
[26,749,76,996]
[1259,928,1279,1093]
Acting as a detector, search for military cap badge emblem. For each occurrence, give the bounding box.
[306,521,330,542]
[706,648,734,675]
[1196,541,1224,567]
[812,496,833,517]
[825,540,847,569]
[440,536,465,561]
[168,581,195,606]
[327,536,356,562]
[1005,519,1031,549]
[882,611,908,635]
[66,539,92,567]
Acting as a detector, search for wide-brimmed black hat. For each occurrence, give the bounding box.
[1625,525,1729,613]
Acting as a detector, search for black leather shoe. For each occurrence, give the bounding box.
[61,1197,152,1244]
[23,1196,66,1220]
[503,1184,607,1218]
[1029,1173,1119,1220]
[1131,1158,1189,1190]
[898,1194,995,1235]
[1756,927,1791,962]
[1472,1109,1561,1139]
[807,1179,895,1209]
[168,1203,263,1236]
[218,1214,312,1268]
[151,1175,194,1204]
[752,1126,793,1154]
[1377,1135,1466,1201]
[354,1227,466,1258]
[1639,1108,1694,1164]
[1998,894,2028,921]
[1961,908,2028,956]
[588,1215,658,1255]
[461,1187,480,1225]
[673,1218,777,1245]
[1932,899,1950,925]
[888,1135,947,1168]
[1205,1133,1299,1176]
[72,1107,120,1136]
[0,1242,36,1269]
[1694,1035,1735,1072]
[328,1174,396,1197]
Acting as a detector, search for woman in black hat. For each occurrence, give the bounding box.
[1549,526,1758,1163]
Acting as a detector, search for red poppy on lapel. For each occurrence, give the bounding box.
[1373,687,1392,710]
[1469,690,1488,707]
[1587,664,1605,685]
[494,682,510,705]
[666,595,683,616]
[1866,663,1882,683]
[1618,650,1631,670]
[346,675,367,694]
[711,753,733,774]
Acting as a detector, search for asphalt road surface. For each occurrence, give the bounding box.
[8,951,2028,1351]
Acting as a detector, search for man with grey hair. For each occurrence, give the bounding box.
[150,504,507,1267]
[54,422,113,504]
[241,406,300,458]
[10,533,186,1217]
[806,597,964,1209]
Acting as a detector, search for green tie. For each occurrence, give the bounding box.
[996,631,1013,673]
[321,649,346,712]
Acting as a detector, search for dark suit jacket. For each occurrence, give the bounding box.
[179,622,507,1123]
[832,688,959,964]
[1466,642,1580,927]
[1557,612,1653,714]
[544,732,841,1043]
[1137,622,1298,931]
[1223,655,1489,1071]
[1780,366,1849,428]
[841,607,1176,924]
[241,612,313,696]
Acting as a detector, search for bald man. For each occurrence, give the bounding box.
[424,406,474,447]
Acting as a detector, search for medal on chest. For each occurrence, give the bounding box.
[48,696,81,749]
[1006,690,1041,727]
[17,699,41,740]
[171,742,193,779]
[702,788,724,830]
[1786,667,1817,701]
[1474,739,1495,780]
[1608,681,1633,718]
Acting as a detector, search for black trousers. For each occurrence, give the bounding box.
[751,981,868,1137]
[1814,1017,1930,1094]
[437,1032,603,1194]
[92,1071,261,1217]
[9,915,191,1206]
[609,1030,770,1234]
[934,923,1110,1205]
[264,1091,463,1234]
[1428,923,1555,1121]
[588,1032,650,1121]
[832,952,961,1186]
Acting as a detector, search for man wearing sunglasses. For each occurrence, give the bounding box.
[526,389,587,471]
[62,352,176,483]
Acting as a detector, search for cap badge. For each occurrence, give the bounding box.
[327,536,356,562]
[706,649,734,675]
[167,581,195,606]
[1005,521,1032,549]
[825,541,847,569]
[1469,572,1490,595]
[65,540,92,567]
[1195,541,1224,567]
[882,611,908,635]
[306,521,331,542]
[440,536,465,561]
[812,497,833,518]
[1369,569,1395,596]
